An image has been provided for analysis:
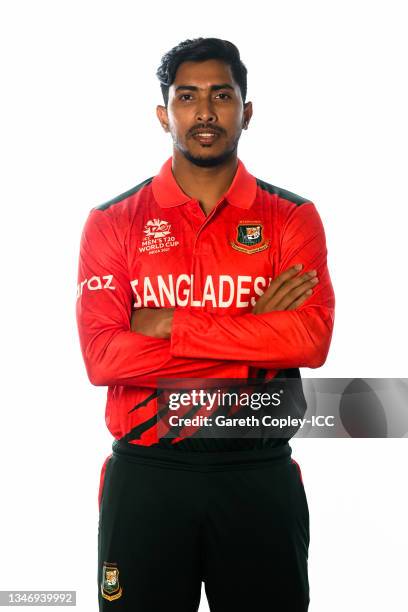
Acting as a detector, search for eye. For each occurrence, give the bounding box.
[215,93,231,100]
[179,94,193,101]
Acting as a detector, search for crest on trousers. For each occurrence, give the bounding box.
[230,221,270,254]
[101,563,123,601]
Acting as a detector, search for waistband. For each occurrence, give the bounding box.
[112,438,292,471]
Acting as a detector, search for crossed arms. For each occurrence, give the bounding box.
[75,202,335,388]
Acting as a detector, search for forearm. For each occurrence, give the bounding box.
[170,303,334,369]
[78,325,249,388]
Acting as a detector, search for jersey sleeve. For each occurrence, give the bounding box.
[170,202,335,369]
[75,208,248,387]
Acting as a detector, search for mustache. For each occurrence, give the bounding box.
[188,125,225,137]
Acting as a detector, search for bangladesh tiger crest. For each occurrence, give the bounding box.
[230,221,270,254]
[101,562,123,601]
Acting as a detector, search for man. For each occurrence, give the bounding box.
[76,37,335,612]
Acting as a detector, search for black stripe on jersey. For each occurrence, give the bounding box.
[95,176,154,211]
[257,366,301,381]
[256,178,311,206]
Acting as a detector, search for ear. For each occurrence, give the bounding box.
[242,101,253,130]
[156,105,170,132]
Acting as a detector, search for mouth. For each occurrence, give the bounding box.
[191,130,220,144]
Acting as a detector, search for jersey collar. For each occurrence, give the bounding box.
[151,156,257,209]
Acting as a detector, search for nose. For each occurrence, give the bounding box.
[195,98,217,124]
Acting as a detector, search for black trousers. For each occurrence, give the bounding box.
[98,440,310,611]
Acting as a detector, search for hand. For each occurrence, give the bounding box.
[130,307,174,339]
[252,264,319,315]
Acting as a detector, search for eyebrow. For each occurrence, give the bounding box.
[174,83,235,93]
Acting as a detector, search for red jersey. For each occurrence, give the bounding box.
[75,156,335,446]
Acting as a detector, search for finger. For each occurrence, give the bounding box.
[253,276,317,314]
[269,264,306,291]
[255,264,306,308]
[266,270,317,307]
[257,271,317,313]
[274,277,319,310]
[286,289,313,310]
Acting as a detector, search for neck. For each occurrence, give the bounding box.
[171,149,239,215]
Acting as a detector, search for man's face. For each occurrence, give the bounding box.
[157,59,252,167]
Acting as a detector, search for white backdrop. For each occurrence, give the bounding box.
[1,0,407,610]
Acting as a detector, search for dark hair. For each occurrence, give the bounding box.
[156,37,248,107]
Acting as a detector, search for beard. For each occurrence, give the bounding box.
[175,135,240,168]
